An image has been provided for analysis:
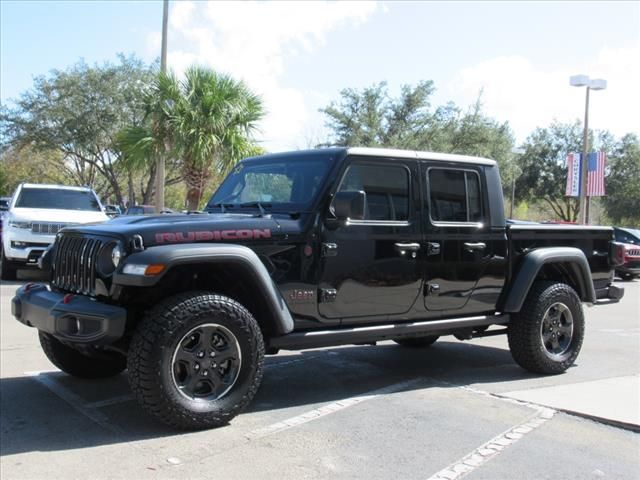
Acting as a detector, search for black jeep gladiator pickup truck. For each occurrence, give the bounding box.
[12,147,625,429]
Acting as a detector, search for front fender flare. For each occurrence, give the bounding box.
[502,247,596,312]
[113,243,294,335]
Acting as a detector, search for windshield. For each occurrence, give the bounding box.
[15,188,101,211]
[207,156,332,212]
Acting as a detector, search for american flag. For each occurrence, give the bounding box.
[587,151,606,197]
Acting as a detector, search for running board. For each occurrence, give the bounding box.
[269,314,511,350]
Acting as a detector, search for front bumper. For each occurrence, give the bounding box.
[2,228,54,264]
[617,262,640,276]
[12,284,126,344]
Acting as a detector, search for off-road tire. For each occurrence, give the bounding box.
[508,281,584,374]
[127,292,265,430]
[39,331,127,378]
[393,335,439,348]
[1,246,18,281]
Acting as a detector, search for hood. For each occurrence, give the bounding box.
[9,207,109,224]
[61,212,304,249]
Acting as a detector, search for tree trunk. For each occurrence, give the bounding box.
[142,162,157,205]
[183,161,211,211]
[128,172,135,208]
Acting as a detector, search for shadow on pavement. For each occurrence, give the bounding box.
[0,340,539,456]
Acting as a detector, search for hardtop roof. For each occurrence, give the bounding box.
[243,147,497,166]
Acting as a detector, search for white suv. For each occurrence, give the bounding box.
[1,184,109,280]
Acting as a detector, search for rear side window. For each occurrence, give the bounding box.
[338,163,410,221]
[428,168,482,223]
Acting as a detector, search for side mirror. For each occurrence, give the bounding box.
[332,190,366,221]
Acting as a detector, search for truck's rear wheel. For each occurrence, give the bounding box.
[508,281,584,374]
[393,335,439,348]
[39,332,126,378]
[127,292,264,430]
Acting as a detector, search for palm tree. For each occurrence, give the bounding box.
[118,67,264,210]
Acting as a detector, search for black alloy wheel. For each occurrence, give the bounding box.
[172,323,242,401]
[540,302,574,359]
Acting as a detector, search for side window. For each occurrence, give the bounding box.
[338,163,410,221]
[428,168,483,223]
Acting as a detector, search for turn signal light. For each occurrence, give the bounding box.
[144,264,166,276]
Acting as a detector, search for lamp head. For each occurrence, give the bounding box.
[570,74,590,87]
[589,79,607,90]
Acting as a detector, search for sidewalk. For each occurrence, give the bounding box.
[503,374,640,431]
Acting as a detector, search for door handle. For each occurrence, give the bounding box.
[394,242,420,251]
[464,242,486,252]
[395,242,420,257]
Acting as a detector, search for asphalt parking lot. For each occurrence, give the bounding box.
[1,272,639,479]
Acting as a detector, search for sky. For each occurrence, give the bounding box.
[1,1,639,152]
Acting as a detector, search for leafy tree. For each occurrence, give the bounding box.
[119,67,264,210]
[603,134,640,226]
[320,82,514,177]
[515,122,584,222]
[0,145,68,196]
[1,55,156,205]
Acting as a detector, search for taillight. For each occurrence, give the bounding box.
[611,242,625,266]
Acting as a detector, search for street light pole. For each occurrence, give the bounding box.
[570,75,607,225]
[156,0,169,214]
[579,85,590,225]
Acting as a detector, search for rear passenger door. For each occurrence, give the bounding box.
[422,164,501,313]
[319,156,423,321]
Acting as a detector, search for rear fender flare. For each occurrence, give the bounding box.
[502,247,596,312]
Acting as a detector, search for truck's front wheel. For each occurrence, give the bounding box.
[508,281,584,374]
[39,332,127,378]
[127,292,264,430]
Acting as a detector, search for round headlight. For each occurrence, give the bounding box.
[111,244,122,267]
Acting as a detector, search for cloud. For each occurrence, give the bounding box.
[446,45,640,144]
[146,1,380,151]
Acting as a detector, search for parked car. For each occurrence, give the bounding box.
[104,204,123,217]
[125,205,175,215]
[613,226,640,280]
[0,196,10,242]
[1,184,109,280]
[0,196,10,212]
[12,147,624,430]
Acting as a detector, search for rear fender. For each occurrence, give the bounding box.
[502,247,596,312]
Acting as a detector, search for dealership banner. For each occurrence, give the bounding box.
[565,152,581,197]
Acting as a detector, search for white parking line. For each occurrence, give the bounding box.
[246,377,423,440]
[426,407,555,480]
[24,370,123,434]
[84,394,134,409]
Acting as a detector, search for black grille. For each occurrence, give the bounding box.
[627,248,640,256]
[52,235,104,295]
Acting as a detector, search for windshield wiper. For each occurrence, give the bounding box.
[237,201,272,217]
[206,203,235,213]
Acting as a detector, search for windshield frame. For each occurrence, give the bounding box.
[206,153,337,214]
